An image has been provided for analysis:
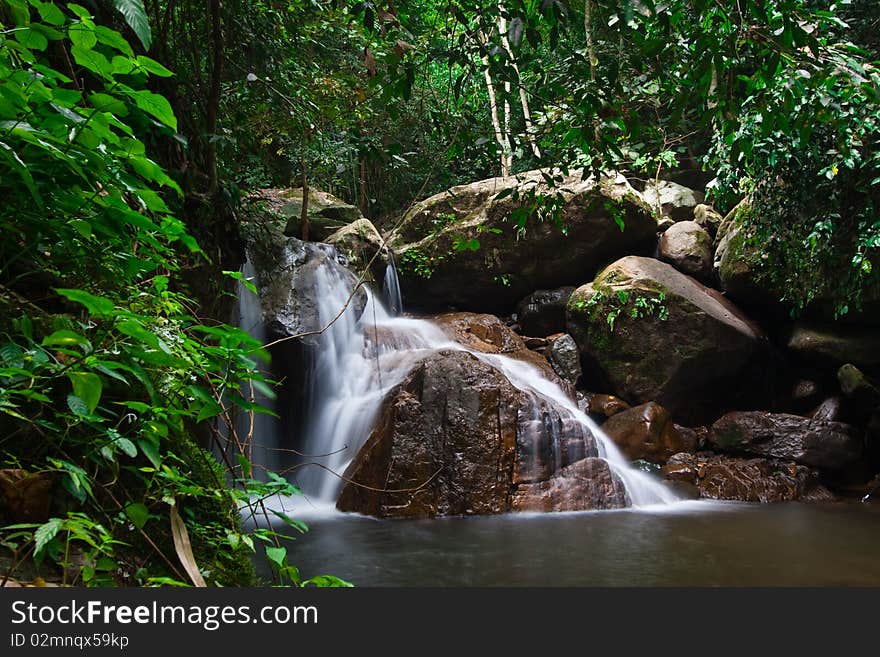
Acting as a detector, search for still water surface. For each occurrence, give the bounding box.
[267,501,880,586]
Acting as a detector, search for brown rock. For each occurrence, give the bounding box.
[674,425,708,453]
[337,349,601,517]
[709,411,862,470]
[657,221,714,283]
[600,402,685,464]
[390,170,657,313]
[585,394,631,418]
[511,458,629,512]
[0,470,53,523]
[337,351,519,517]
[661,452,834,503]
[567,256,766,423]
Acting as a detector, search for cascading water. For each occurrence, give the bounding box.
[382,251,403,317]
[289,249,678,508]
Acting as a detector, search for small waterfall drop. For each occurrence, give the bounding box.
[284,250,677,508]
[382,251,403,316]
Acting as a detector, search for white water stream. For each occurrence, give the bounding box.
[274,248,678,509]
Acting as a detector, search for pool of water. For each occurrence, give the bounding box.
[256,500,880,586]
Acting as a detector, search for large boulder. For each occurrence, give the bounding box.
[661,452,834,503]
[336,350,520,517]
[336,349,627,517]
[325,218,388,283]
[657,220,714,283]
[600,402,686,464]
[516,287,575,336]
[510,458,629,512]
[432,312,560,381]
[244,187,362,242]
[566,255,766,423]
[240,211,366,341]
[709,411,862,470]
[641,180,704,221]
[388,170,658,313]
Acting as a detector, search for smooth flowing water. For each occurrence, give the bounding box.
[259,501,880,586]
[290,249,677,506]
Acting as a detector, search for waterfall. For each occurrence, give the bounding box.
[382,251,403,316]
[285,250,677,508]
[237,244,677,507]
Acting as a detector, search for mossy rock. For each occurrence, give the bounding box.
[567,255,768,424]
[387,170,659,313]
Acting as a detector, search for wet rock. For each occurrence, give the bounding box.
[693,204,723,238]
[547,333,582,385]
[583,394,631,418]
[524,336,549,350]
[389,170,657,313]
[661,452,834,503]
[516,287,576,337]
[837,363,880,423]
[791,379,822,414]
[657,220,714,283]
[810,397,842,422]
[241,215,367,342]
[567,255,766,423]
[433,312,562,383]
[336,350,520,517]
[600,402,685,464]
[674,425,708,453]
[709,411,862,470]
[337,350,603,517]
[642,180,704,221]
[511,458,629,512]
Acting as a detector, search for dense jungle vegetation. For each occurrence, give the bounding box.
[0,0,878,586]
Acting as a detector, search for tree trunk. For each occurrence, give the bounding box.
[206,0,223,194]
[499,10,541,158]
[479,30,511,177]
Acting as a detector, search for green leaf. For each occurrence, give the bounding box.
[35,1,66,26]
[115,319,160,348]
[88,92,128,115]
[136,438,161,468]
[136,55,173,77]
[95,25,134,56]
[115,437,138,458]
[68,371,102,412]
[130,90,177,130]
[223,270,257,294]
[302,574,354,588]
[66,393,90,417]
[70,44,112,78]
[68,22,97,49]
[112,0,152,50]
[17,27,49,51]
[56,288,115,315]
[125,502,150,529]
[196,400,223,422]
[265,546,287,570]
[42,329,90,348]
[34,518,63,556]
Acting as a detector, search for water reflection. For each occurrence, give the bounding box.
[259,502,880,586]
